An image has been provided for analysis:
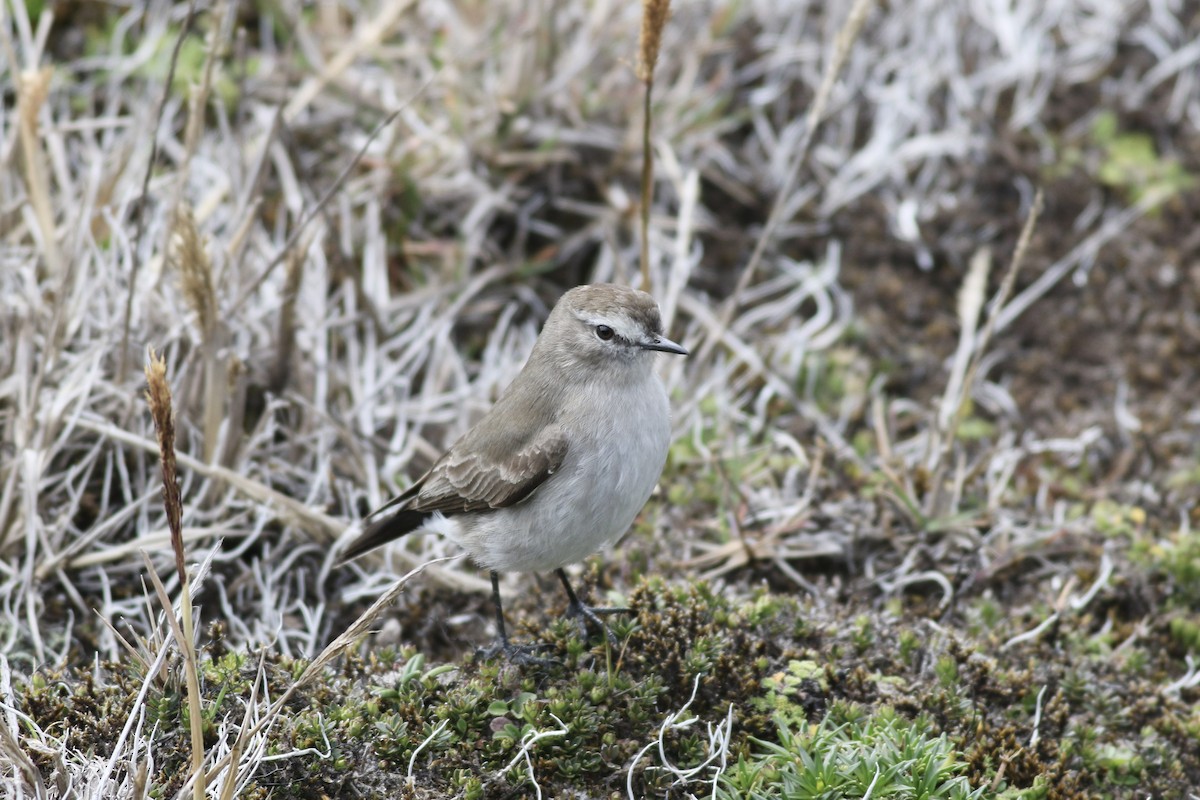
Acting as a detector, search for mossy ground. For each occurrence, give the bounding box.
[6,1,1200,798]
[19,556,1200,797]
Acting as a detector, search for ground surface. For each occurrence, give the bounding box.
[2,1,1200,798]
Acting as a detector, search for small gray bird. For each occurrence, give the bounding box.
[341,284,687,662]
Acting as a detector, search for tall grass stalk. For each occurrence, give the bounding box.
[144,350,206,800]
[636,0,671,291]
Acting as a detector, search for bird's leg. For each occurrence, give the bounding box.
[475,571,555,665]
[556,568,631,646]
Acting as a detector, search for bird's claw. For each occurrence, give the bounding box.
[565,601,631,647]
[474,639,558,666]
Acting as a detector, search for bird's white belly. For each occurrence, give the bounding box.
[454,380,670,573]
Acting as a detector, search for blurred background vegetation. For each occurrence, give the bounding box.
[2,0,1199,796]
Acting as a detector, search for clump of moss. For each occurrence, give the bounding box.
[718,704,981,800]
[16,574,1200,797]
[21,662,143,761]
[220,575,793,797]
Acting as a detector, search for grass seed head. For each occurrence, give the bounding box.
[168,205,216,337]
[637,0,671,83]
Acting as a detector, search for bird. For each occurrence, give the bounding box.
[340,283,688,663]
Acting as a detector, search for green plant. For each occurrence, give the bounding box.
[1091,111,1195,205]
[717,707,982,799]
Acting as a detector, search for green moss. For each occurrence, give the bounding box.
[718,706,982,799]
[851,615,874,653]
[17,575,1200,796]
[1091,111,1196,205]
[1043,111,1196,207]
[1168,617,1200,652]
[934,655,959,688]
[1091,499,1147,538]
[1160,533,1200,605]
[898,630,921,667]
[956,415,996,442]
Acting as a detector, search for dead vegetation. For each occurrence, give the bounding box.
[2,0,1200,797]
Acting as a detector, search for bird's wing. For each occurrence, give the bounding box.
[340,402,568,561]
[411,425,569,515]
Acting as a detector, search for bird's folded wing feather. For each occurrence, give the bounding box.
[341,427,568,562]
[411,427,569,514]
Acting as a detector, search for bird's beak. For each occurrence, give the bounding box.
[641,335,688,356]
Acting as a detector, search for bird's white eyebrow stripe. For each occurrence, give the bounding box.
[580,312,645,341]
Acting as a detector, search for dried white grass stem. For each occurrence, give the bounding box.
[994,187,1153,334]
[76,415,491,593]
[500,715,568,800]
[215,659,265,800]
[144,349,206,800]
[0,655,47,797]
[1164,655,1200,695]
[176,0,235,196]
[626,673,733,799]
[961,189,1044,397]
[143,553,208,799]
[283,0,413,123]
[231,105,405,317]
[73,418,338,537]
[407,718,449,788]
[1001,611,1058,651]
[928,190,1043,516]
[923,246,991,512]
[17,66,63,278]
[696,0,876,364]
[661,167,699,331]
[1028,685,1047,747]
[677,291,859,465]
[862,766,883,800]
[938,247,992,436]
[19,449,47,664]
[196,556,459,789]
[118,0,200,382]
[101,629,177,786]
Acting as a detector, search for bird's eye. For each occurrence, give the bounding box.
[595,324,615,341]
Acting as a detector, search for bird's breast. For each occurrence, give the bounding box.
[457,376,671,574]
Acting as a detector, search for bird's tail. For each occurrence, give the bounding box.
[339,508,429,562]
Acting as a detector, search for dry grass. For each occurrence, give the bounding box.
[2,0,1199,796]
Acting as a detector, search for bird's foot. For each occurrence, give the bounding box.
[474,638,557,666]
[564,600,632,647]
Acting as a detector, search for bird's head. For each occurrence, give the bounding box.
[537,284,688,379]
